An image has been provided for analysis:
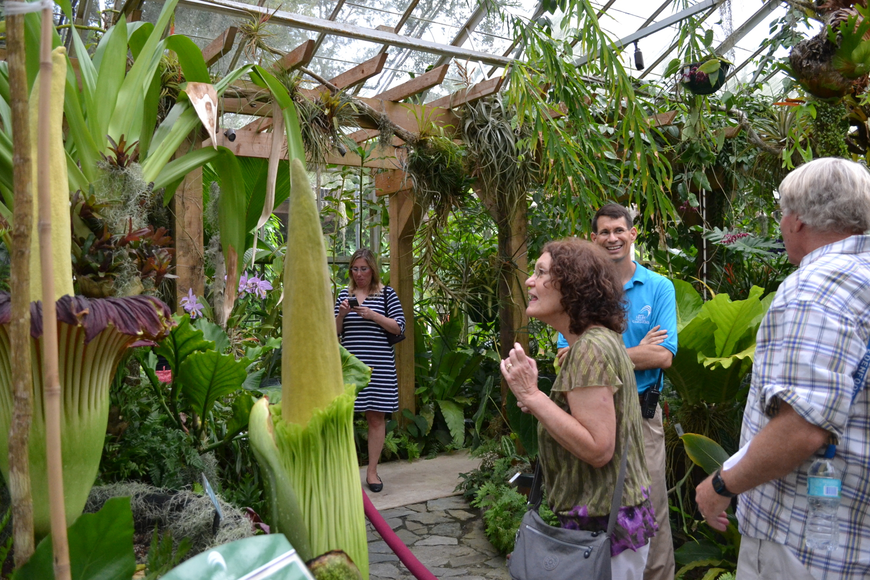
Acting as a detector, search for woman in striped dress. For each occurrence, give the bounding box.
[334,248,406,493]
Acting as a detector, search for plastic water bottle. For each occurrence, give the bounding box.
[805,444,841,551]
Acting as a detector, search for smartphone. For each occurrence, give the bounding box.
[347,297,359,308]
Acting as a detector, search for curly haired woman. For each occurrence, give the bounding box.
[502,238,656,579]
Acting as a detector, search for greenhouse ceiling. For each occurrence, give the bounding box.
[125,0,787,102]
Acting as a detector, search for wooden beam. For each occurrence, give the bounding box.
[240,117,274,133]
[372,63,449,102]
[223,98,272,116]
[223,95,459,138]
[202,27,238,67]
[356,97,459,135]
[329,53,388,90]
[427,77,504,109]
[348,129,380,143]
[203,130,402,169]
[298,53,389,100]
[375,168,412,197]
[272,39,316,72]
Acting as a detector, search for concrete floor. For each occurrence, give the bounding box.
[360,450,481,511]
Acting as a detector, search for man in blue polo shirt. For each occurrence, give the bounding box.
[556,204,678,580]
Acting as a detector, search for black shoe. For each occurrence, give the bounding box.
[367,475,383,493]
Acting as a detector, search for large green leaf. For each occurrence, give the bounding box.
[13,497,136,580]
[340,344,372,395]
[674,539,724,566]
[214,149,247,280]
[154,316,214,373]
[90,17,128,150]
[227,393,256,435]
[138,67,163,159]
[178,350,247,419]
[165,35,211,83]
[108,0,180,144]
[673,279,704,332]
[680,433,729,474]
[437,399,466,447]
[193,317,231,353]
[153,146,221,191]
[665,285,773,405]
[243,157,292,232]
[62,67,100,183]
[706,286,766,358]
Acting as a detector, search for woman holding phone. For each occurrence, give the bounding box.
[335,248,405,493]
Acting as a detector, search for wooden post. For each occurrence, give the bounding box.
[381,172,421,420]
[172,139,204,312]
[497,200,529,402]
[477,187,529,404]
[7,11,35,567]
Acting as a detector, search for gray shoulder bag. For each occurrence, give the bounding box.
[508,448,628,580]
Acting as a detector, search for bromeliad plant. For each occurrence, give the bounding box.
[248,159,370,576]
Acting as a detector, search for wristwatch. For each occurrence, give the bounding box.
[712,469,737,498]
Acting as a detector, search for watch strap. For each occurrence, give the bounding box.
[712,468,736,498]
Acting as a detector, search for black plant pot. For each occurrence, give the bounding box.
[681,62,730,95]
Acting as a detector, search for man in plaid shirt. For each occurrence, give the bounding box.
[696,157,870,579]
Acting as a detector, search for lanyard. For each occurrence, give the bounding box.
[851,337,870,404]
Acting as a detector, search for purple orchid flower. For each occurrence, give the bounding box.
[180,288,205,319]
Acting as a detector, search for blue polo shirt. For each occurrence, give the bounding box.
[557,262,678,394]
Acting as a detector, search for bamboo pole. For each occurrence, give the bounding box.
[36,5,71,579]
[7,10,36,568]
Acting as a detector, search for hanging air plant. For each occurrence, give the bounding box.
[405,131,473,225]
[461,95,538,220]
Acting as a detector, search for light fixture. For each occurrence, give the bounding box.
[634,41,645,71]
[223,128,236,142]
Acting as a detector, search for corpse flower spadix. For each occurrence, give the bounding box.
[248,159,368,577]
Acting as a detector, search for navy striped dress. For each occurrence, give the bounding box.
[335,286,405,413]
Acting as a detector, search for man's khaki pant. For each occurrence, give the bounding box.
[643,404,675,580]
[736,537,815,579]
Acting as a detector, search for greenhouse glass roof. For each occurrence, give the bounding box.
[129,0,793,102]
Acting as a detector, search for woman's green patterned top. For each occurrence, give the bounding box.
[538,326,652,516]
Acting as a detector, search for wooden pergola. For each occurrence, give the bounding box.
[169,28,529,418]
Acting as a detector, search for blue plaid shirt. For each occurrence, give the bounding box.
[737,235,870,579]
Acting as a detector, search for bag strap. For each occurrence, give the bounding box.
[528,440,629,536]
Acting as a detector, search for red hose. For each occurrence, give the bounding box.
[362,489,439,580]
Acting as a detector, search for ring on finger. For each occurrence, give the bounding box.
[506,363,513,371]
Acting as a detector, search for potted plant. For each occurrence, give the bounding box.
[680,55,732,95]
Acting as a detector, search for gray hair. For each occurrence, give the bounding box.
[779,157,870,233]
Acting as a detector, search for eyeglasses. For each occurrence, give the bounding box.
[350,267,370,273]
[772,210,783,224]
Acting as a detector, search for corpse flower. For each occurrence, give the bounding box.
[0,46,174,538]
[0,293,173,537]
[248,159,368,577]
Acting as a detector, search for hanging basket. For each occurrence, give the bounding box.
[681,62,730,95]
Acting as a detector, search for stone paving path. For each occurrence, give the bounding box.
[366,495,510,580]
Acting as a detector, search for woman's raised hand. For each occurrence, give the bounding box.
[338,299,353,316]
[501,343,540,412]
